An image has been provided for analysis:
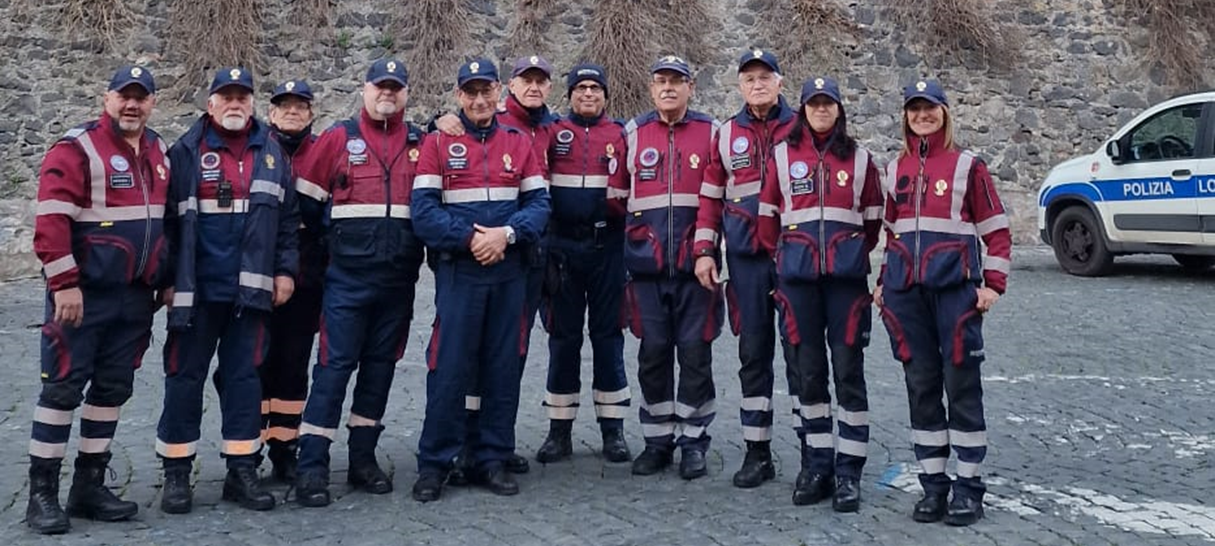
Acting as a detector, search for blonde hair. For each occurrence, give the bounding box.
[899,104,954,159]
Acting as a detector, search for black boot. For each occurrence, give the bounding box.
[791,471,834,505]
[294,469,330,508]
[65,452,137,521]
[679,447,707,480]
[732,441,775,488]
[944,494,984,526]
[505,452,530,474]
[447,451,471,487]
[600,426,631,463]
[26,456,69,534]
[347,425,392,494]
[222,462,276,511]
[535,420,573,463]
[411,471,446,502]
[631,445,673,476]
[832,476,861,513]
[160,459,193,514]
[266,439,298,484]
[912,491,949,523]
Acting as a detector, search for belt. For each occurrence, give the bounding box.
[551,219,623,244]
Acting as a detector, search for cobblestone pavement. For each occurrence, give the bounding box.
[1,247,1214,545]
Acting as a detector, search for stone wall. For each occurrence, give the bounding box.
[1,0,1211,279]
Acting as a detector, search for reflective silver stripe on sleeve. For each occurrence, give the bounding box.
[238,272,275,292]
[36,200,82,218]
[178,197,197,216]
[694,228,717,245]
[295,177,330,201]
[414,174,443,190]
[976,215,1010,236]
[172,291,195,307]
[758,202,779,217]
[251,179,285,201]
[42,254,78,278]
[700,181,725,199]
[520,175,547,192]
[983,255,1011,275]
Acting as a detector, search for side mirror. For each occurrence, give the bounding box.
[1106,140,1123,163]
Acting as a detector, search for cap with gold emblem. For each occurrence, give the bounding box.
[737,48,780,75]
[457,58,499,88]
[210,67,254,94]
[367,58,409,87]
[109,65,155,94]
[903,79,948,107]
[511,55,553,79]
[651,55,692,78]
[799,75,841,105]
[271,79,314,104]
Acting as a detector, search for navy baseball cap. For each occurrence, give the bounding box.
[566,63,608,95]
[903,79,948,106]
[800,76,841,104]
[270,79,314,104]
[651,55,691,78]
[738,48,780,75]
[210,67,254,94]
[457,58,499,88]
[367,58,408,86]
[109,65,155,94]
[511,55,553,79]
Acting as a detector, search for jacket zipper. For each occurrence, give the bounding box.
[582,125,591,188]
[134,147,152,279]
[666,125,676,278]
[382,119,392,219]
[914,138,927,284]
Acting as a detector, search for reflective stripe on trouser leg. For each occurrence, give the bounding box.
[544,257,586,421]
[216,309,268,459]
[30,405,73,459]
[884,286,952,495]
[298,276,371,473]
[780,279,834,474]
[417,264,485,473]
[673,277,722,450]
[938,283,987,500]
[584,233,629,425]
[469,274,526,469]
[78,404,121,453]
[632,278,676,448]
[826,280,871,478]
[158,302,230,461]
[261,284,322,442]
[726,252,778,443]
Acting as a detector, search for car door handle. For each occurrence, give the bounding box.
[1173,169,1192,177]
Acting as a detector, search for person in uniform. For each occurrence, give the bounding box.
[693,49,799,489]
[26,65,169,534]
[757,76,882,512]
[534,62,632,464]
[259,78,322,483]
[618,55,723,480]
[157,67,299,514]
[410,58,550,502]
[873,79,1011,526]
[292,59,427,507]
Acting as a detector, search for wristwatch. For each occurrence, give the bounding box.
[504,226,517,245]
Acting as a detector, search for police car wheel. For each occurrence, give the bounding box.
[1172,254,1215,271]
[1050,206,1113,277]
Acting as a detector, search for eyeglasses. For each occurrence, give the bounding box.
[740,73,777,87]
[274,102,311,113]
[461,86,498,99]
[572,84,604,94]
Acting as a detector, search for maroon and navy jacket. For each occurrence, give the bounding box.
[880,131,1011,294]
[497,94,557,169]
[35,112,171,292]
[695,97,796,258]
[271,125,326,289]
[617,109,719,278]
[546,112,628,237]
[295,110,425,283]
[411,114,551,284]
[757,128,882,281]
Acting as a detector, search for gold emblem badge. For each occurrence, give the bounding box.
[156,164,166,180]
[285,81,295,91]
[752,50,763,58]
[409,148,420,162]
[916,81,927,92]
[934,179,948,196]
[502,153,513,171]
[230,68,241,80]
[265,154,275,170]
[689,153,700,169]
[815,78,825,90]
[529,55,539,65]
[605,143,615,156]
[469,62,480,73]
[387,61,397,73]
[131,67,143,78]
[836,170,849,186]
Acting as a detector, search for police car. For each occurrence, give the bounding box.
[1037,90,1215,276]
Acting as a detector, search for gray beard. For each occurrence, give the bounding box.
[220,115,248,131]
[375,103,397,117]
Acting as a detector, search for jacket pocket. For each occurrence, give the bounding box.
[825,230,868,279]
[722,203,760,255]
[920,240,970,289]
[880,238,913,291]
[80,234,136,286]
[141,234,167,287]
[775,230,820,282]
[675,223,697,274]
[330,222,378,260]
[624,224,663,275]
